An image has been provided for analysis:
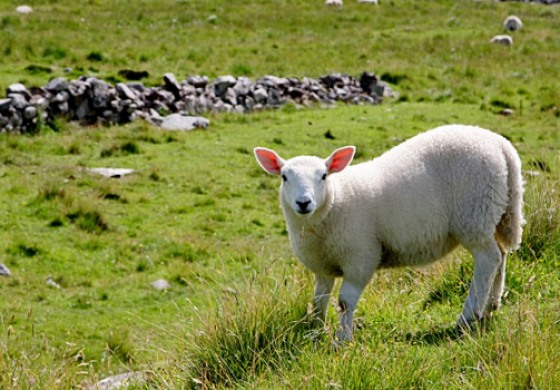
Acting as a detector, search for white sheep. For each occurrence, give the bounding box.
[325,0,343,7]
[491,34,513,46]
[254,124,524,342]
[504,15,523,32]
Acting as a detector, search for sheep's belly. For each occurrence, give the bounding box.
[379,236,459,268]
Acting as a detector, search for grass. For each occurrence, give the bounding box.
[0,0,559,388]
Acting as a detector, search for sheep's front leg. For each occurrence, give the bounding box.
[312,275,335,324]
[336,279,366,342]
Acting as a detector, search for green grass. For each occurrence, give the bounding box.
[1,0,559,388]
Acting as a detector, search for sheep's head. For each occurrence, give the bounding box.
[254,146,355,216]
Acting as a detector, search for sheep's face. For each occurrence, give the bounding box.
[254,146,356,216]
[281,157,328,215]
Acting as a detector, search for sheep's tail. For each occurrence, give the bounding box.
[496,141,525,252]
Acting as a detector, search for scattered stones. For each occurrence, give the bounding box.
[0,71,390,134]
[0,263,11,276]
[87,168,135,178]
[504,15,523,32]
[490,35,513,46]
[150,279,171,291]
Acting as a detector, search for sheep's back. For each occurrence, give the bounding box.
[336,125,513,266]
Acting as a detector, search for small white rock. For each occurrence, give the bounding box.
[16,5,33,14]
[150,279,171,291]
[46,277,61,289]
[87,168,135,178]
[0,263,11,276]
[159,114,210,131]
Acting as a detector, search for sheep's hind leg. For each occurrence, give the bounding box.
[458,239,502,330]
[487,251,507,316]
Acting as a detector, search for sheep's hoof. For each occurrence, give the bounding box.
[456,314,479,334]
[304,329,326,343]
[456,314,492,335]
[332,339,351,352]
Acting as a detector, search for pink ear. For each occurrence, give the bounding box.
[325,146,355,173]
[254,147,285,175]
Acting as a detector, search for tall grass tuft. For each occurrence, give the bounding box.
[518,171,560,262]
[186,274,318,388]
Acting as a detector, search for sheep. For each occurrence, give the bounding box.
[504,15,523,32]
[325,0,343,7]
[491,34,513,46]
[254,124,524,342]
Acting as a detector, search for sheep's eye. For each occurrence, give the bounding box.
[321,173,327,181]
[282,174,288,182]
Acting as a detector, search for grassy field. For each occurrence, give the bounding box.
[1,0,559,388]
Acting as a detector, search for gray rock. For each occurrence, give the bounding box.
[45,77,69,93]
[116,83,137,100]
[0,263,11,276]
[211,99,226,113]
[0,98,12,113]
[126,82,146,93]
[7,83,28,95]
[213,75,237,97]
[54,91,69,103]
[267,88,283,106]
[23,106,37,120]
[75,99,91,120]
[195,95,208,113]
[244,96,256,111]
[184,95,196,115]
[233,77,252,96]
[258,75,288,88]
[159,113,210,131]
[253,87,268,104]
[187,75,208,88]
[224,87,237,106]
[163,73,181,99]
[9,94,28,110]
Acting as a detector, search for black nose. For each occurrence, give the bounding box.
[296,200,311,213]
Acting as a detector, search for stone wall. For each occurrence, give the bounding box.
[0,72,393,133]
